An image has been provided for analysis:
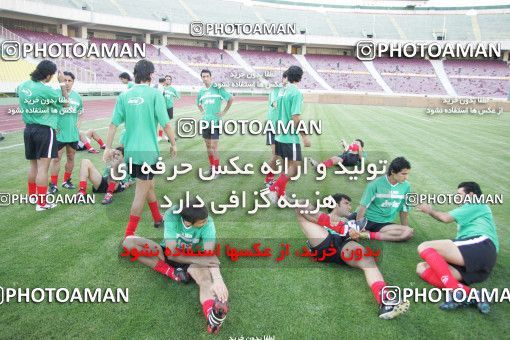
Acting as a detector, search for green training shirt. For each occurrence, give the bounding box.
[56,90,83,142]
[196,84,232,122]
[274,83,303,144]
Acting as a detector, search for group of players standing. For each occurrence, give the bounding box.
[18,59,500,334]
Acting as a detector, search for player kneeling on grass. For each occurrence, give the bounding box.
[350,156,414,242]
[415,181,498,313]
[290,193,410,319]
[77,146,132,204]
[122,199,229,334]
[309,138,364,169]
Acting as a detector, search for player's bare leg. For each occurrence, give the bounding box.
[61,145,76,189]
[361,224,414,242]
[49,148,64,193]
[35,157,54,210]
[77,159,102,195]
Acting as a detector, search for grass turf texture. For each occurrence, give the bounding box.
[0,100,509,339]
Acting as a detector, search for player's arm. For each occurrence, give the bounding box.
[196,92,204,113]
[356,205,367,221]
[155,93,177,157]
[417,204,455,223]
[399,211,409,226]
[356,181,377,222]
[203,239,228,303]
[57,72,70,107]
[291,93,310,147]
[220,89,233,116]
[104,97,124,162]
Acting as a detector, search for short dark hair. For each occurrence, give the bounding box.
[165,75,172,80]
[458,182,482,197]
[63,71,75,80]
[286,65,303,83]
[387,157,411,176]
[180,198,209,224]
[354,139,364,147]
[115,146,124,156]
[201,69,211,76]
[133,60,155,84]
[119,72,131,81]
[159,77,166,83]
[328,193,351,213]
[282,70,288,78]
[30,60,57,81]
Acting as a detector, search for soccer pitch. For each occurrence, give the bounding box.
[0,99,508,339]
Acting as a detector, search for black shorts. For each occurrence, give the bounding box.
[24,124,57,160]
[201,124,220,140]
[340,152,360,166]
[160,245,193,277]
[92,176,124,194]
[57,141,78,151]
[266,131,275,145]
[307,232,352,265]
[451,236,497,285]
[365,220,393,232]
[167,107,174,120]
[129,163,157,181]
[275,141,302,161]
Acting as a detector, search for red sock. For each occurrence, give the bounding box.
[323,159,335,168]
[269,174,289,197]
[97,138,105,147]
[106,182,116,194]
[36,185,47,206]
[148,201,162,223]
[214,158,220,170]
[50,175,58,186]
[208,155,214,168]
[370,281,386,304]
[84,142,92,150]
[369,232,381,240]
[420,248,471,293]
[158,130,163,137]
[420,267,445,288]
[264,172,275,184]
[202,299,215,319]
[124,215,141,237]
[79,181,87,194]
[153,260,176,279]
[63,172,71,183]
[28,182,36,196]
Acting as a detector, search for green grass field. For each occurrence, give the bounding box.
[0,100,509,339]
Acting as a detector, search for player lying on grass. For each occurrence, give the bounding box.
[350,156,414,242]
[289,193,410,319]
[122,199,229,334]
[415,181,498,313]
[264,71,287,187]
[105,59,177,236]
[309,138,364,169]
[76,129,106,154]
[266,66,311,202]
[49,71,83,194]
[18,60,69,211]
[77,146,132,204]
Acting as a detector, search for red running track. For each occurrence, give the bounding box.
[0,96,265,132]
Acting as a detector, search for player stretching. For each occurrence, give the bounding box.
[18,60,69,211]
[158,75,180,141]
[310,138,364,169]
[267,66,311,202]
[104,60,177,236]
[350,157,414,242]
[77,146,131,204]
[291,193,410,319]
[264,71,287,187]
[416,182,498,313]
[122,200,229,333]
[76,129,106,153]
[196,69,233,178]
[49,71,83,193]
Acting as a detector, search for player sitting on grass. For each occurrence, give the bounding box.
[289,193,410,319]
[77,146,132,204]
[309,138,364,169]
[76,129,106,154]
[350,157,414,242]
[122,199,229,334]
[415,181,498,313]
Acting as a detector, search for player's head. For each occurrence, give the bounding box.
[110,146,124,162]
[457,181,482,198]
[181,198,209,227]
[328,193,352,217]
[119,72,131,84]
[158,77,166,85]
[133,60,155,84]
[30,60,57,83]
[354,139,364,147]
[282,70,288,86]
[201,69,212,86]
[286,66,303,84]
[63,71,75,91]
[165,75,172,85]
[387,156,411,183]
